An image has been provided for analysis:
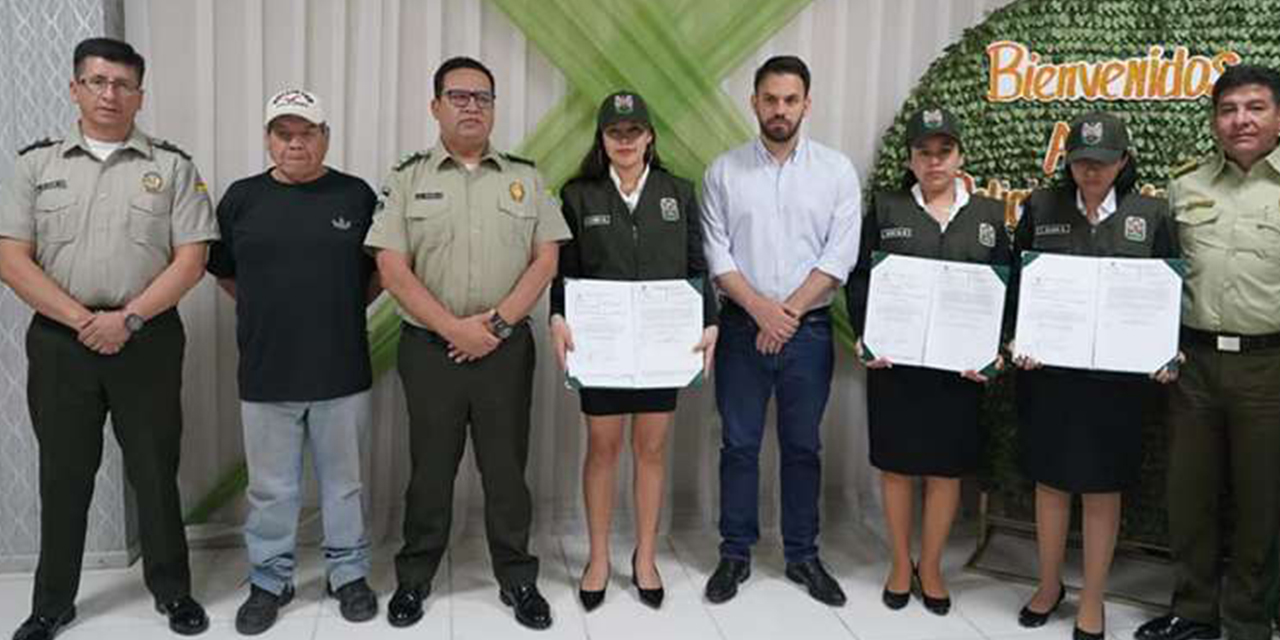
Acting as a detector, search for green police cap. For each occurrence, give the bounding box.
[1065,112,1130,164]
[597,91,651,129]
[905,107,962,148]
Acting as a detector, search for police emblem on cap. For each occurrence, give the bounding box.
[979,222,997,248]
[614,94,634,114]
[1082,121,1104,146]
[923,109,944,129]
[1124,216,1147,242]
[141,171,164,193]
[660,197,679,222]
[509,180,525,203]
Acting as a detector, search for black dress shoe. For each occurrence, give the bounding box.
[1074,624,1105,640]
[882,586,910,610]
[704,558,750,604]
[386,584,430,628]
[235,584,294,635]
[1018,582,1066,628]
[12,608,75,640]
[578,561,608,612]
[631,550,664,610]
[155,595,209,636]
[328,578,378,623]
[784,558,847,607]
[499,582,552,630]
[912,564,951,616]
[1133,614,1221,640]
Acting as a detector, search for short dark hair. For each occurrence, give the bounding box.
[753,55,810,95]
[74,37,145,84]
[433,56,495,98]
[1212,64,1280,108]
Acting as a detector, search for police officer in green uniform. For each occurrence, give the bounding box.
[548,91,718,612]
[364,56,571,631]
[0,38,217,640]
[1136,64,1280,640]
[846,107,1010,616]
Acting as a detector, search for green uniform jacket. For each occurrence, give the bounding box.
[846,191,1013,335]
[550,166,717,325]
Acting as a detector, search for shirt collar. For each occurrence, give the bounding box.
[753,135,808,167]
[609,163,650,199]
[1211,143,1280,178]
[910,178,970,224]
[63,123,153,158]
[430,140,505,171]
[1075,187,1118,222]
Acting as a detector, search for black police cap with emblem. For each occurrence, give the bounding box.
[1065,111,1129,164]
[597,91,651,129]
[905,106,962,148]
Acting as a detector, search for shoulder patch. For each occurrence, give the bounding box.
[501,152,535,167]
[394,150,431,172]
[152,138,192,160]
[17,138,59,156]
[1170,159,1201,179]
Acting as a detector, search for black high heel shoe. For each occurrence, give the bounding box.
[631,550,664,609]
[912,564,952,616]
[1018,582,1066,628]
[578,561,608,612]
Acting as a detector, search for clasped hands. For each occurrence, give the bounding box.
[76,310,131,356]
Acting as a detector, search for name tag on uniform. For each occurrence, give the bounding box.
[35,179,67,193]
[1035,223,1071,236]
[881,227,912,240]
[584,214,611,228]
[414,191,444,201]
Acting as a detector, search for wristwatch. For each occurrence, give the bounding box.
[488,310,514,340]
[124,313,146,333]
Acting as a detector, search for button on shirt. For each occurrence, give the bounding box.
[1172,146,1280,335]
[0,125,218,307]
[701,137,862,305]
[363,142,572,324]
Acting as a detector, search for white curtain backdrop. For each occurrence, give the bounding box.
[117,0,1018,547]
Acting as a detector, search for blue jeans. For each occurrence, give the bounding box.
[241,390,372,594]
[715,305,833,564]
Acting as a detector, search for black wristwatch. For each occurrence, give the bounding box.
[488,310,514,340]
[124,313,145,333]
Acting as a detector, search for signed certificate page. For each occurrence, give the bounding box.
[565,279,703,389]
[863,254,1007,373]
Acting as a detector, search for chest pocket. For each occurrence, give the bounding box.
[497,188,536,249]
[406,196,453,251]
[1174,201,1222,255]
[129,193,174,248]
[33,191,79,244]
[1240,207,1280,260]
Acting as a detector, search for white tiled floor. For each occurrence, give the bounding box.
[0,527,1200,640]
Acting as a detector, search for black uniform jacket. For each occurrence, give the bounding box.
[550,166,718,325]
[846,190,1014,336]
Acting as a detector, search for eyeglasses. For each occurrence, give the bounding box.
[442,89,495,109]
[77,76,142,97]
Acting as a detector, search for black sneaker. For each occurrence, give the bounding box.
[234,585,294,636]
[328,578,378,623]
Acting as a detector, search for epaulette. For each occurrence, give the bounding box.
[502,152,535,167]
[1170,158,1202,179]
[17,138,59,156]
[152,138,193,160]
[394,150,431,172]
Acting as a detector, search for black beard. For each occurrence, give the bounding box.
[761,116,801,143]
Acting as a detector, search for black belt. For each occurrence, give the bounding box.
[1182,326,1280,353]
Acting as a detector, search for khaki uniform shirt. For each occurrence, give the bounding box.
[0,125,218,308]
[364,143,572,325]
[1171,145,1280,335]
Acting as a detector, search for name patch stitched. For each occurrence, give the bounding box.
[1035,223,1072,236]
[881,227,913,240]
[35,179,67,193]
[584,214,611,228]
[414,191,444,201]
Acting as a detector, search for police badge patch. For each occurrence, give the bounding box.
[1124,215,1147,242]
[660,197,679,221]
[923,109,944,129]
[141,171,164,193]
[1082,121,1104,145]
[614,94,634,114]
[978,222,997,248]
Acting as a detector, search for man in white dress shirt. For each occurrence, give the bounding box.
[700,55,862,607]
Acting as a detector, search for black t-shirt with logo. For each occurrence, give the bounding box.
[207,169,377,402]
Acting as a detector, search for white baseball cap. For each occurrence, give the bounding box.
[264,88,325,127]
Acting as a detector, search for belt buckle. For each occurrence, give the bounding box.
[1217,335,1241,352]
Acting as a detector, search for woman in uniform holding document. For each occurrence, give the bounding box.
[847,107,1011,615]
[1011,112,1178,640]
[548,91,718,612]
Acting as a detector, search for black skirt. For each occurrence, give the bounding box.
[1016,368,1146,493]
[580,387,678,416]
[866,366,985,477]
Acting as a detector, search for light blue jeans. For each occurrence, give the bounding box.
[241,390,372,595]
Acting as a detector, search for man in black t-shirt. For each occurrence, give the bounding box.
[206,89,380,635]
